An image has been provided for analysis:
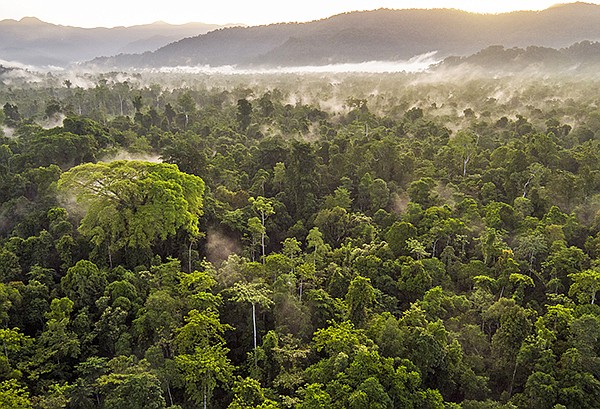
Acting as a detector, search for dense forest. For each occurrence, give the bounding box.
[1,68,600,408]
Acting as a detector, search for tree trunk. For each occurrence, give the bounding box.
[508,360,518,397]
[188,241,193,273]
[167,383,173,407]
[261,211,266,264]
[252,302,258,368]
[119,96,124,116]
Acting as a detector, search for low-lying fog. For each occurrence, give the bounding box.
[4,52,600,141]
[0,52,441,82]
[155,52,441,75]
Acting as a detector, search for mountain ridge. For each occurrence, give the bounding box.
[435,40,600,73]
[6,3,600,69]
[0,17,235,66]
[87,3,600,69]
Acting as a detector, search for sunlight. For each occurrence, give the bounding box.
[0,0,588,27]
[439,0,569,14]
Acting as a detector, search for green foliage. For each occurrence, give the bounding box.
[4,69,600,408]
[100,371,166,409]
[58,160,204,264]
[298,383,331,408]
[345,275,375,327]
[61,260,107,310]
[176,344,234,407]
[0,379,32,408]
[228,377,279,408]
[568,269,600,304]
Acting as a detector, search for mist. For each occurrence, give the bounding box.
[154,52,440,75]
[99,151,162,163]
[206,228,241,264]
[1,126,15,138]
[39,113,66,129]
[4,55,600,143]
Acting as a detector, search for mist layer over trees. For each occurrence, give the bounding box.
[1,68,600,408]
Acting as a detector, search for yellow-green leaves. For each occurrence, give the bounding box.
[58,160,205,261]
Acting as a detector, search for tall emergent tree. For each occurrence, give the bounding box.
[230,281,274,366]
[58,160,205,266]
[249,196,274,263]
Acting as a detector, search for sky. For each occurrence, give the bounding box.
[0,1,596,28]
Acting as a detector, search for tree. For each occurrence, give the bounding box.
[0,327,32,381]
[228,377,279,409]
[230,282,274,364]
[175,309,229,353]
[177,92,196,129]
[398,259,433,303]
[408,177,439,208]
[312,321,370,356]
[34,297,80,380]
[306,227,330,267]
[0,248,21,282]
[385,221,417,258]
[247,217,265,262]
[298,383,331,409]
[249,196,274,263]
[346,275,376,327]
[314,206,351,247]
[60,260,107,311]
[568,269,600,304]
[348,377,393,409]
[3,103,21,127]
[509,273,535,304]
[58,161,204,266]
[100,371,166,409]
[515,232,548,270]
[517,371,557,409]
[71,356,109,407]
[323,187,353,211]
[368,178,390,212]
[406,238,431,260]
[0,379,32,408]
[237,98,253,131]
[488,299,533,394]
[176,344,233,409]
[450,130,479,177]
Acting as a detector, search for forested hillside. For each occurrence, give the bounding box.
[436,41,600,73]
[91,3,600,69]
[1,70,600,408]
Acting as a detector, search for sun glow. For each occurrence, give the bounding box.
[0,1,591,28]
[429,0,568,14]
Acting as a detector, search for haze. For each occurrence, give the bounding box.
[1,0,594,27]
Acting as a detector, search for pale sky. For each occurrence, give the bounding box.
[0,1,594,28]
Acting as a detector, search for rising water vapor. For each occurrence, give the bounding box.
[206,228,241,264]
[99,151,162,163]
[39,113,67,129]
[154,52,440,75]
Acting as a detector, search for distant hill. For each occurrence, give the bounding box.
[434,41,600,73]
[89,2,600,69]
[0,17,233,67]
